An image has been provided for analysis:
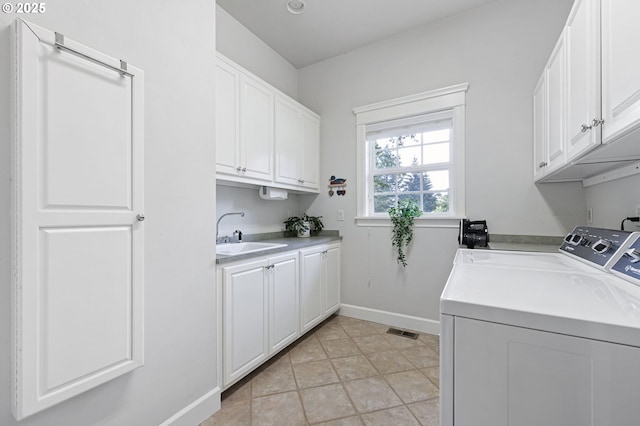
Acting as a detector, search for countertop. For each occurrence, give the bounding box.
[487,242,559,252]
[216,231,342,265]
[486,233,563,253]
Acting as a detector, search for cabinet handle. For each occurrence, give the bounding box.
[538,161,547,168]
[236,166,242,173]
[592,118,604,127]
[264,264,274,270]
[580,124,592,133]
[242,167,247,173]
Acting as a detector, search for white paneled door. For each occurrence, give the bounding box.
[12,20,144,420]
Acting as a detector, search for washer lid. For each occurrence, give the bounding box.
[441,260,640,348]
[454,249,604,273]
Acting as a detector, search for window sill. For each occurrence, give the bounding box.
[355,216,463,228]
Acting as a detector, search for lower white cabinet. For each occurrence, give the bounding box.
[269,253,300,353]
[300,243,342,333]
[449,317,640,426]
[222,251,299,387]
[220,242,341,388]
[222,257,269,386]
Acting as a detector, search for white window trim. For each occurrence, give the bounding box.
[354,83,468,228]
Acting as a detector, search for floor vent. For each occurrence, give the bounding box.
[386,327,419,340]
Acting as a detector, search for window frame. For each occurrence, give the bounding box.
[354,83,468,228]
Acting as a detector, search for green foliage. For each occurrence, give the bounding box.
[283,213,324,237]
[388,198,422,267]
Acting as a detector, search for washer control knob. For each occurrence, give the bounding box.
[624,248,640,263]
[565,234,584,246]
[592,239,612,254]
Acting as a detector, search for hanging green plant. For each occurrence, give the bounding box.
[388,198,422,267]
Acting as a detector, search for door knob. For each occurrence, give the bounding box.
[137,213,145,222]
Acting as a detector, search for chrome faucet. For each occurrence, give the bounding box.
[216,211,245,243]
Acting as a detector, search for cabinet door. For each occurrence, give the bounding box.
[274,96,303,186]
[601,0,640,142]
[13,20,144,419]
[566,0,601,160]
[223,259,269,386]
[215,59,240,176]
[301,113,320,190]
[269,253,299,353]
[453,317,640,426]
[533,74,547,181]
[545,32,567,172]
[324,244,341,314]
[300,246,326,333]
[240,75,273,181]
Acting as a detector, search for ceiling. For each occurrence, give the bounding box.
[217,0,502,69]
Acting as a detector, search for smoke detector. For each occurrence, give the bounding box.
[286,0,305,14]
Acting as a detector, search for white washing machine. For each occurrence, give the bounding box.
[440,227,640,426]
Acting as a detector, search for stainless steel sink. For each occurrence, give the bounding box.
[216,242,288,256]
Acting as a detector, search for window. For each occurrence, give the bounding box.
[354,84,467,226]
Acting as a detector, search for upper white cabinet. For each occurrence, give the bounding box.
[545,33,568,174]
[240,76,274,181]
[216,53,320,193]
[216,59,240,176]
[215,57,273,181]
[533,75,547,181]
[534,0,640,183]
[601,0,640,142]
[12,20,144,420]
[274,96,320,190]
[566,0,601,160]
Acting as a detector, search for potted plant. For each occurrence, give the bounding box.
[388,198,422,267]
[283,213,324,237]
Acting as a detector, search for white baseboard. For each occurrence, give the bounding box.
[338,304,440,336]
[159,387,221,426]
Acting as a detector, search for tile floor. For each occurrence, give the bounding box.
[201,315,440,426]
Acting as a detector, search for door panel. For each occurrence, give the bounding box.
[274,97,302,186]
[546,33,567,171]
[223,260,268,385]
[13,20,144,420]
[40,227,133,391]
[215,59,240,175]
[269,254,299,353]
[533,74,547,180]
[601,0,640,141]
[302,113,320,189]
[240,76,273,180]
[566,0,600,159]
[300,247,325,332]
[325,245,341,314]
[454,317,640,426]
